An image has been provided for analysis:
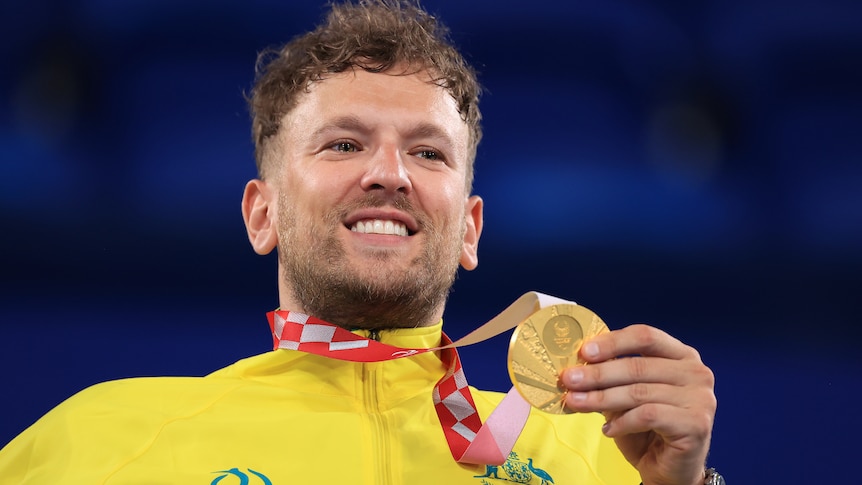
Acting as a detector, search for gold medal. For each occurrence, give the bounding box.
[507,304,609,414]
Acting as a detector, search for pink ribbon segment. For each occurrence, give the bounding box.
[266,291,571,465]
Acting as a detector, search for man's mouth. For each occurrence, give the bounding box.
[349,219,410,236]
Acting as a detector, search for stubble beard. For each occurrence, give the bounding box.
[277,193,464,330]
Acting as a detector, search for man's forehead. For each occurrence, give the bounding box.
[283,68,466,133]
[301,66,443,100]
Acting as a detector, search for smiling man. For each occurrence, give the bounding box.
[0,1,719,484]
[245,67,482,331]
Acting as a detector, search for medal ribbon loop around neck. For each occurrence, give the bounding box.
[266,291,571,465]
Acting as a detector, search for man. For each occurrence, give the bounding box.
[0,1,718,484]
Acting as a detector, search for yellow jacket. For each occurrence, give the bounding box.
[0,322,639,484]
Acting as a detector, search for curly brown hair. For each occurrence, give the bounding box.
[248,0,482,189]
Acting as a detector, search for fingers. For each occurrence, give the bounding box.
[565,382,686,413]
[560,323,716,426]
[600,402,715,444]
[578,324,698,363]
[563,355,704,390]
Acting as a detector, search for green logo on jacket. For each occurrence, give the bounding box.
[474,452,554,484]
[211,467,273,485]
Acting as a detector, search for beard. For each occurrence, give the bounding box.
[277,192,465,330]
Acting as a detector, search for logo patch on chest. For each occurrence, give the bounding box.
[473,452,554,484]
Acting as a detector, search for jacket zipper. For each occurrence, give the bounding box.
[363,362,394,485]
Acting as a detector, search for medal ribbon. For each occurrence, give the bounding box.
[266,291,571,465]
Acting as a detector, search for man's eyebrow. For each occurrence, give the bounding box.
[309,115,368,139]
[406,122,453,144]
[310,116,455,146]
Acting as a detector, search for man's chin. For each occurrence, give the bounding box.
[350,247,415,265]
[348,262,417,284]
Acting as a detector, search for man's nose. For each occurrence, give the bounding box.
[359,146,413,195]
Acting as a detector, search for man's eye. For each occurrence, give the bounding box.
[417,149,439,160]
[332,142,357,152]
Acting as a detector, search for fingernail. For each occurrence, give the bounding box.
[565,369,584,386]
[583,342,599,358]
[570,392,587,402]
[602,421,611,435]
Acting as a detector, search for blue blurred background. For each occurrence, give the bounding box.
[1,0,860,482]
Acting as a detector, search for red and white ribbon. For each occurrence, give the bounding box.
[266,292,570,465]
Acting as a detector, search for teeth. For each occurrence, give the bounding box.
[350,219,408,236]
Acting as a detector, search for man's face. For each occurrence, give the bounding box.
[245,67,483,329]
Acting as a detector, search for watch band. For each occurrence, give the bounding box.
[637,467,725,485]
[704,467,726,485]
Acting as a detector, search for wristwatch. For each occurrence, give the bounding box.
[704,468,725,485]
[638,468,725,485]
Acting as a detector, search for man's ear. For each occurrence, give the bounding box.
[241,179,278,255]
[459,195,484,270]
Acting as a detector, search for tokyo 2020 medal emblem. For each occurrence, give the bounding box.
[507,304,608,414]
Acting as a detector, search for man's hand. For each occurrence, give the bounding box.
[561,324,716,485]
